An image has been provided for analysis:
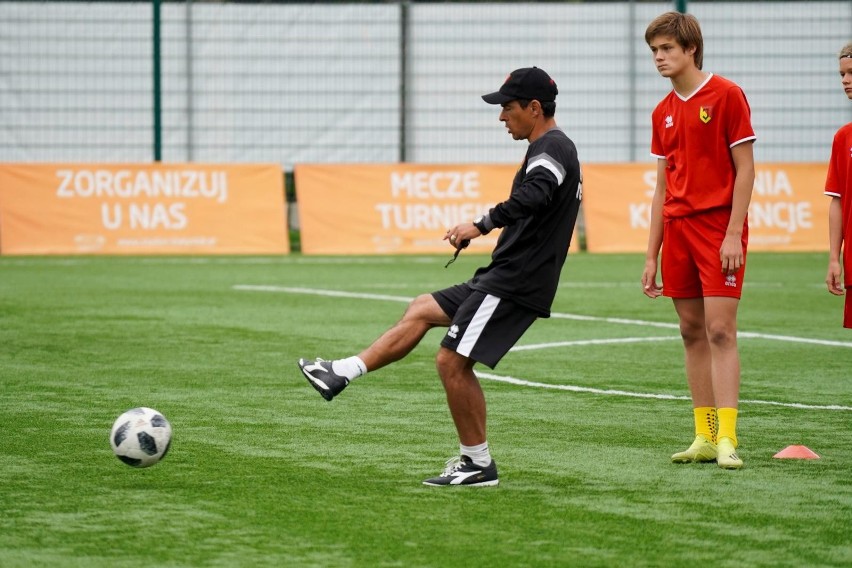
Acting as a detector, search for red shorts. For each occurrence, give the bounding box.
[844,293,852,328]
[661,209,748,299]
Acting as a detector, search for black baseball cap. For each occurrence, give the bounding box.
[482,67,558,105]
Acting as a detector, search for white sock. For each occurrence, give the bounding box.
[331,356,367,381]
[461,441,492,467]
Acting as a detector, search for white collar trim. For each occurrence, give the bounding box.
[676,72,714,101]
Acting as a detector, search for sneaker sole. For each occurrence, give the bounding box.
[422,479,499,487]
[671,455,717,464]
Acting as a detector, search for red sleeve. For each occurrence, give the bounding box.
[724,86,756,148]
[825,127,847,197]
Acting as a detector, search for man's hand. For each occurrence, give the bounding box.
[445,223,481,249]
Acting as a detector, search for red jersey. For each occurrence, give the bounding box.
[651,74,756,218]
[825,122,852,284]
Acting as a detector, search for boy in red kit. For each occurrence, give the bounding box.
[641,12,756,470]
[825,42,852,328]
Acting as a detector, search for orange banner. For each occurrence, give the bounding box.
[296,163,581,255]
[582,163,830,253]
[0,163,288,255]
[296,164,504,254]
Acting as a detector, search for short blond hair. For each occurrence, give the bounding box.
[840,43,852,59]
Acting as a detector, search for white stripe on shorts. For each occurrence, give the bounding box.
[457,294,501,358]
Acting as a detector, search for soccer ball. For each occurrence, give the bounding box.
[110,407,172,468]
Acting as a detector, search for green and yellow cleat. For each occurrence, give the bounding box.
[671,435,717,464]
[716,437,743,470]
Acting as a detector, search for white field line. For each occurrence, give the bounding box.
[238,285,414,304]
[509,336,681,351]
[235,284,852,411]
[475,372,852,411]
[235,284,852,348]
[550,313,852,347]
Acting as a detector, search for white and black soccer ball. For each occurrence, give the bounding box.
[110,407,172,468]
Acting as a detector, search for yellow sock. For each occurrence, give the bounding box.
[694,407,717,443]
[717,407,738,447]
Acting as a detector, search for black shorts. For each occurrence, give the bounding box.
[432,283,538,369]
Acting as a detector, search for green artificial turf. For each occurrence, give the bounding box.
[0,252,849,567]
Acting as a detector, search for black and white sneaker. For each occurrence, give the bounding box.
[422,455,499,487]
[298,358,349,401]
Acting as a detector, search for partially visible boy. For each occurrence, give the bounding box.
[824,42,852,328]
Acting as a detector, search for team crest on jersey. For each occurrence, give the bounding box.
[699,106,712,124]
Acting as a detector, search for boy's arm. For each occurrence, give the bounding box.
[826,196,844,295]
[720,141,755,275]
[642,158,666,298]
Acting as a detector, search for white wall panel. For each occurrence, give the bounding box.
[0,1,849,165]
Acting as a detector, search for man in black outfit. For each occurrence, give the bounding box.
[299,67,582,486]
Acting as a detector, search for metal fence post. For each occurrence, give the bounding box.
[399,0,409,163]
[185,0,194,162]
[153,0,162,161]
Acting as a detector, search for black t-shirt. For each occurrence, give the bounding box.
[468,128,582,317]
